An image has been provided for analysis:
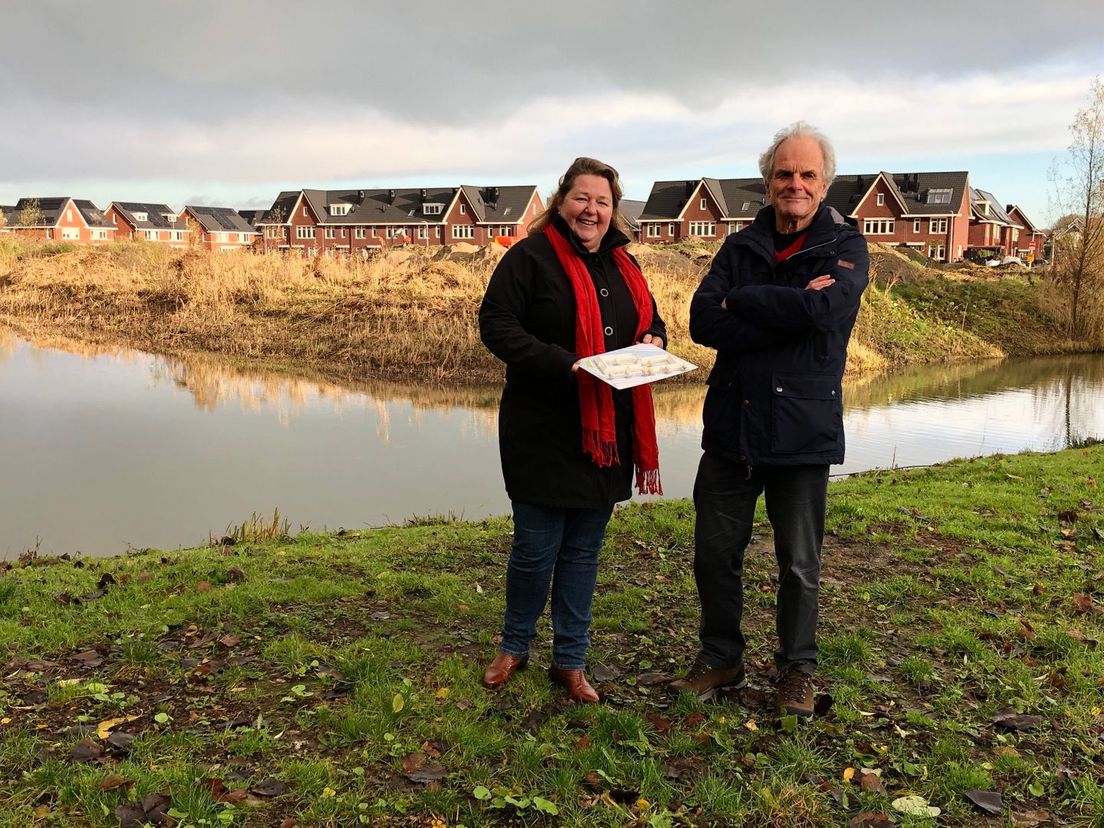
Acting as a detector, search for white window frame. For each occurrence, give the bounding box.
[423,203,443,215]
[863,218,895,235]
[876,193,885,206]
[452,224,474,240]
[913,219,921,233]
[435,227,441,238]
[354,227,366,239]
[668,223,675,235]
[927,242,946,261]
[459,204,466,215]
[646,224,661,238]
[929,218,948,234]
[688,221,716,236]
[700,198,707,210]
[417,226,427,239]
[145,229,158,240]
[329,204,350,216]
[324,227,336,239]
[296,226,315,239]
[386,226,406,239]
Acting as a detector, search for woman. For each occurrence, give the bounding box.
[478,157,667,703]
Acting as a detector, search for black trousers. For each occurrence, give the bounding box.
[692,452,829,675]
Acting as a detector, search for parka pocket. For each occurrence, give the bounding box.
[769,373,842,454]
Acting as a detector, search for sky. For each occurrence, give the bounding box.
[2,1,1103,227]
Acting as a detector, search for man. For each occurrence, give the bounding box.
[670,122,869,719]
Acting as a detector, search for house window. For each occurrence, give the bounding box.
[61,227,79,239]
[927,243,946,260]
[324,228,335,239]
[913,219,921,234]
[452,225,474,240]
[387,226,406,238]
[700,198,707,210]
[668,223,675,235]
[66,209,73,222]
[926,188,952,205]
[876,193,885,206]
[145,230,158,240]
[370,226,377,237]
[95,229,108,240]
[423,203,443,215]
[417,226,427,239]
[435,227,441,238]
[500,226,514,236]
[329,204,350,216]
[688,221,715,236]
[302,206,308,217]
[646,224,661,238]
[863,219,895,235]
[459,204,466,215]
[296,226,315,239]
[174,231,183,241]
[354,227,366,239]
[265,226,280,238]
[741,201,751,211]
[929,218,948,234]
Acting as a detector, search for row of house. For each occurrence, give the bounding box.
[635,171,1046,262]
[0,199,260,252]
[1,170,1044,263]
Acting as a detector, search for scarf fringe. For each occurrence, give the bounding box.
[636,467,662,496]
[582,430,620,468]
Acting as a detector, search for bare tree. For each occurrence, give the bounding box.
[1049,77,1104,340]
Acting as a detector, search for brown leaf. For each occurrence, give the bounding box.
[218,634,242,649]
[849,814,894,828]
[1072,593,1097,613]
[965,789,1003,815]
[106,731,137,751]
[582,771,604,791]
[279,820,299,828]
[991,710,1045,731]
[405,763,447,784]
[1058,510,1078,524]
[400,752,427,774]
[97,572,116,590]
[859,770,885,793]
[71,738,104,762]
[100,773,128,791]
[225,566,248,583]
[636,672,672,686]
[684,712,707,728]
[251,778,289,797]
[1011,808,1050,827]
[573,734,591,750]
[645,714,673,734]
[72,649,104,668]
[195,581,213,592]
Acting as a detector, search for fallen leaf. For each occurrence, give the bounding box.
[892,795,940,818]
[1011,808,1050,827]
[401,752,427,774]
[965,789,1003,816]
[842,767,856,783]
[97,715,139,740]
[636,672,672,686]
[991,710,1046,732]
[251,778,289,797]
[106,731,137,751]
[72,649,104,668]
[406,763,447,784]
[100,773,128,791]
[195,581,212,591]
[859,770,885,794]
[849,814,894,828]
[71,738,104,762]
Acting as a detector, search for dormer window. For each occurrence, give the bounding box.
[329,204,351,216]
[926,188,952,205]
[163,214,175,223]
[423,203,443,215]
[134,212,148,222]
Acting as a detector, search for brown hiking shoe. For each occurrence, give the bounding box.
[776,668,814,719]
[669,659,746,701]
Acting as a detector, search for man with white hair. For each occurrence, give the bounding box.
[670,122,869,719]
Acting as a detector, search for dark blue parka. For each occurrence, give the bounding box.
[689,203,869,466]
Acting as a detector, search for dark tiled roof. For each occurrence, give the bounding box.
[640,178,766,221]
[262,185,538,227]
[825,171,970,217]
[184,206,258,234]
[970,188,1018,226]
[716,180,767,219]
[639,180,698,221]
[460,185,537,224]
[620,199,645,230]
[237,210,267,228]
[9,197,112,228]
[109,202,186,230]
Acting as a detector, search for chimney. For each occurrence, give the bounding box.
[358,190,365,201]
[388,189,396,203]
[420,188,428,200]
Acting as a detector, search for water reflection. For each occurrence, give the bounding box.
[1,328,1102,559]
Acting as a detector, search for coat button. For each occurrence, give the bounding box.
[599,288,609,297]
[743,399,750,406]
[604,326,613,336]
[775,386,783,393]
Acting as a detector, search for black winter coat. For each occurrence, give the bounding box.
[689,204,869,466]
[479,214,667,508]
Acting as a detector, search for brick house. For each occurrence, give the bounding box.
[637,178,766,243]
[967,189,1022,258]
[257,185,543,255]
[178,206,259,252]
[823,172,971,262]
[2,197,115,243]
[1004,204,1045,263]
[104,202,189,246]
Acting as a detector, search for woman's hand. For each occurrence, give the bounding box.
[641,334,665,350]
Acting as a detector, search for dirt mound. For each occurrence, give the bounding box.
[627,243,705,279]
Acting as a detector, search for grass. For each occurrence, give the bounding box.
[0,445,1101,825]
[0,237,1099,390]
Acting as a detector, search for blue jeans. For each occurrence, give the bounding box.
[692,452,828,674]
[499,501,614,670]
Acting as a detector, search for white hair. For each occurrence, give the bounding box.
[758,121,837,188]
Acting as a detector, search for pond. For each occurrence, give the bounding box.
[2,330,1102,559]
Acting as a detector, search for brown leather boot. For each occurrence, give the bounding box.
[481,651,528,689]
[548,666,600,703]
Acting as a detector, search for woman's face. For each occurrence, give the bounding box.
[558,174,613,252]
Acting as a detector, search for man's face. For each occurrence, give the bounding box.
[767,136,828,230]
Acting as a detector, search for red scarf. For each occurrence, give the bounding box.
[544,225,662,495]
